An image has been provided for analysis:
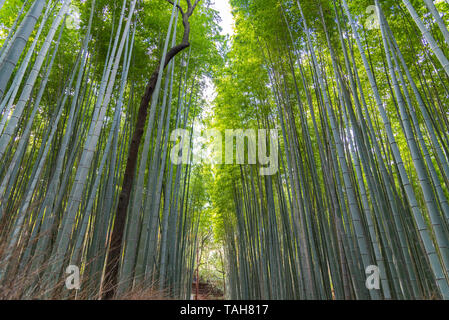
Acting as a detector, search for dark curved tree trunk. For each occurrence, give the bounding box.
[102,0,200,300]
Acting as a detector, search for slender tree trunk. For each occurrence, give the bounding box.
[102,0,200,300]
[0,0,45,99]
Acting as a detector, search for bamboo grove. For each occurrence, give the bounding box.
[0,0,220,299]
[212,0,449,300]
[1,0,449,301]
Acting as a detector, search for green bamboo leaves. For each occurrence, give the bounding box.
[1,0,449,301]
[216,0,449,300]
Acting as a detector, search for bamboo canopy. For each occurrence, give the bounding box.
[0,0,448,300]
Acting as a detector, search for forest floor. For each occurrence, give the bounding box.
[192,281,224,300]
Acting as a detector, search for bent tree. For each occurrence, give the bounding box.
[102,0,201,299]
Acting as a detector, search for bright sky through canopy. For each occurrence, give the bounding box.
[202,0,235,104]
[211,0,234,36]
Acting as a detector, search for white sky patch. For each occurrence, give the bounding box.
[67,5,81,30]
[211,0,235,36]
[202,0,234,105]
